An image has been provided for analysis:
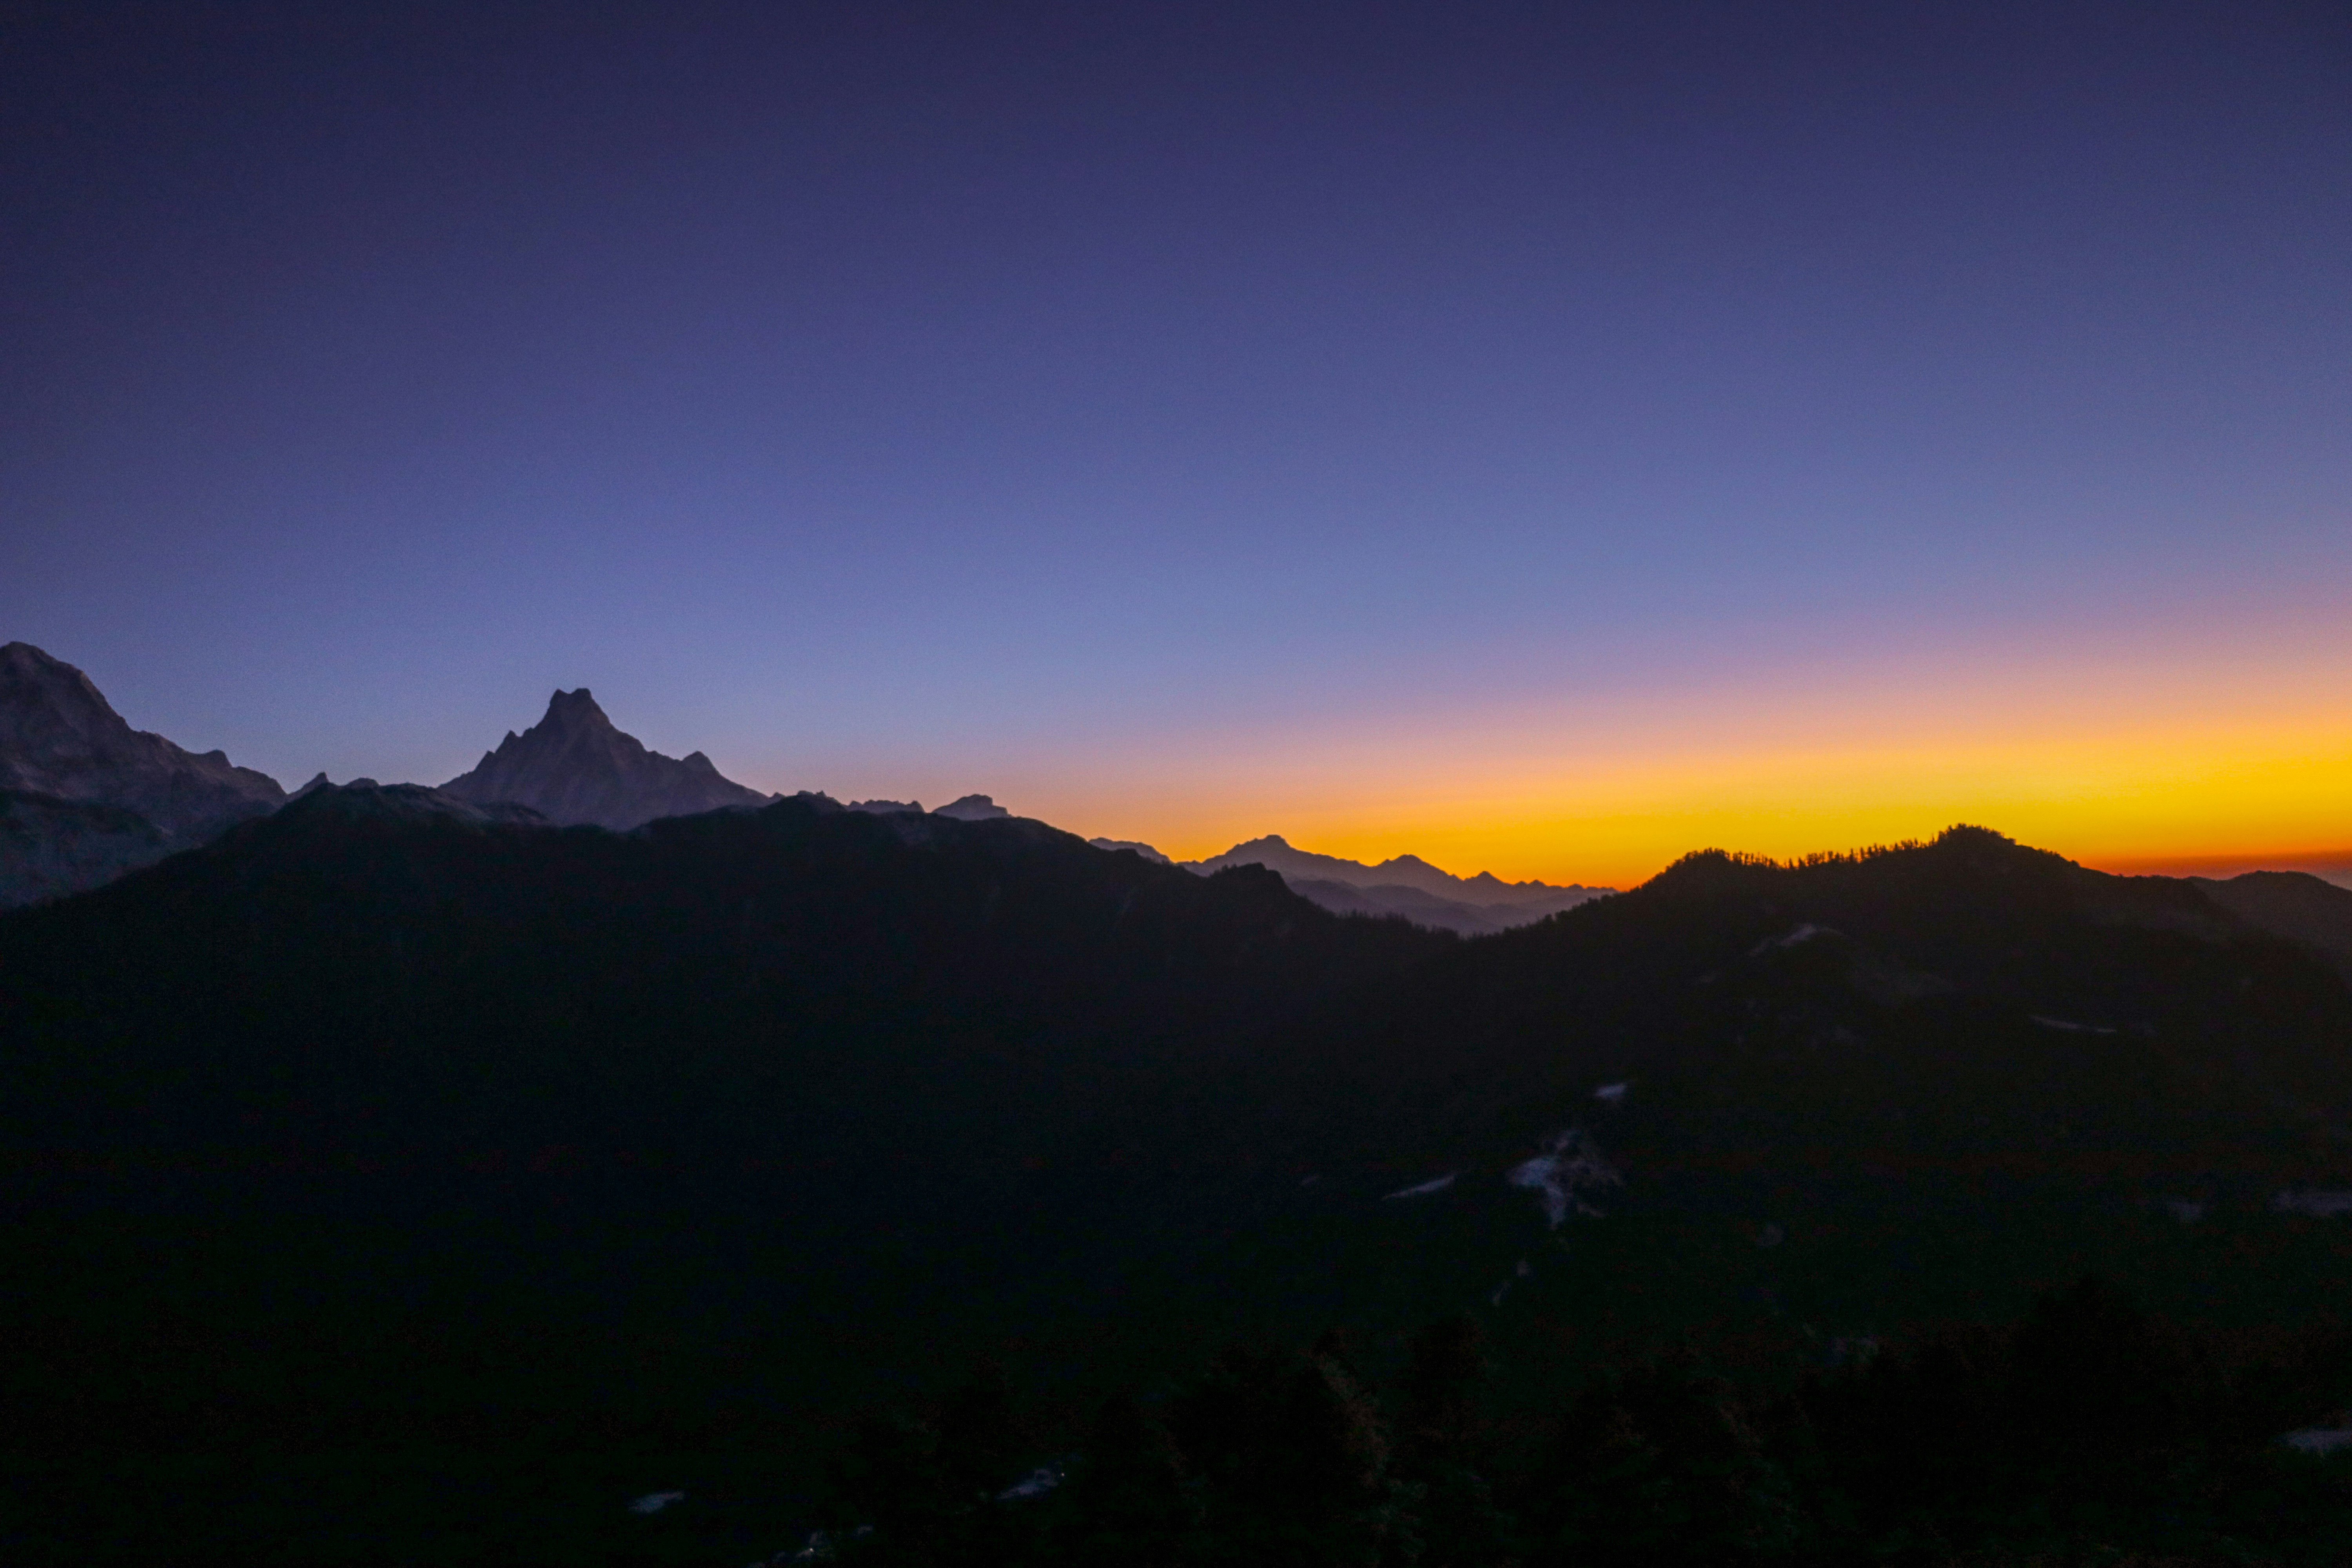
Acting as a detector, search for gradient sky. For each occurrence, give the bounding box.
[7,2,2348,887]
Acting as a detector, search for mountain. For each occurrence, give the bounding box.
[283,777,552,829]
[1185,832,1610,932]
[1281,874,1543,936]
[935,793,1012,821]
[2192,869,2352,978]
[1089,836,1171,864]
[439,686,773,828]
[0,641,286,906]
[0,792,1445,1563]
[0,789,171,908]
[1255,827,2352,1176]
[0,641,286,837]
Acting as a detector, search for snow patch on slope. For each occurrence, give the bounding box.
[1509,1129,1622,1228]
[1384,1172,1457,1200]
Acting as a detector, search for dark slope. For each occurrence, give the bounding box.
[5,819,2351,1560]
[1131,827,2352,1415]
[440,686,773,828]
[0,786,1446,1549]
[2196,869,2352,978]
[0,784,1439,1172]
[1258,827,2352,1180]
[0,788,169,908]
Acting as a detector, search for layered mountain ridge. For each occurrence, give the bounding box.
[1194,832,1599,906]
[6,639,2346,957]
[1092,829,1616,934]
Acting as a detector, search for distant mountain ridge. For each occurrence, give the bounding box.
[7,638,2350,962]
[1089,837,1171,864]
[1125,831,1615,935]
[1192,833,1604,907]
[2192,869,2352,978]
[439,687,772,829]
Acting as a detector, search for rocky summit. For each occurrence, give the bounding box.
[0,641,285,906]
[0,641,286,840]
[439,687,772,829]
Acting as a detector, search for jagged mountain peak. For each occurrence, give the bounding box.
[540,687,613,728]
[2,641,144,760]
[441,688,770,830]
[2,640,116,718]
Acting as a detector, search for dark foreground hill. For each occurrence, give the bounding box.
[3,817,2350,1562]
[0,783,1440,1207]
[1261,829,2352,1180]
[0,785,1449,1557]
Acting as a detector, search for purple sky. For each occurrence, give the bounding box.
[6,4,2349,876]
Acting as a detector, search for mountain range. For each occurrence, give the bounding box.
[0,642,1620,930]
[1085,830,1611,934]
[4,644,2352,1557]
[1190,833,1608,933]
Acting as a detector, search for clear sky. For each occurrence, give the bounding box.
[7,2,2348,887]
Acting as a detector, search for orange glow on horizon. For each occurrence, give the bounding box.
[795,635,2352,892]
[1017,715,2352,891]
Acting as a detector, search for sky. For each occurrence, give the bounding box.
[5,2,2348,888]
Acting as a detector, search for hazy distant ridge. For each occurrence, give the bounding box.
[1088,830,1614,935]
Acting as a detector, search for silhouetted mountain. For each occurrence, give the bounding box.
[2194,869,2352,978]
[1283,875,1541,936]
[439,686,772,828]
[935,793,1012,820]
[0,642,286,906]
[1185,832,1608,931]
[0,792,1444,1515]
[1252,826,2352,1195]
[1089,836,1171,864]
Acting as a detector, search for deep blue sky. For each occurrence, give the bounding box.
[6,3,2349,876]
